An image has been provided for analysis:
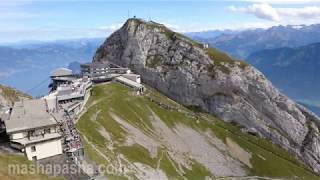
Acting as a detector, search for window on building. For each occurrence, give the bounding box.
[28,130,35,139]
[45,128,51,134]
[31,146,36,152]
[28,130,35,136]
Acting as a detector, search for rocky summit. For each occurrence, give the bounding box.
[93,18,320,174]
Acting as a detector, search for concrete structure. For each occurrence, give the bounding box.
[80,62,129,82]
[80,62,109,78]
[81,62,144,94]
[202,43,209,49]
[80,62,142,89]
[46,69,93,164]
[51,68,73,77]
[46,76,92,114]
[115,76,144,94]
[122,74,141,84]
[5,99,63,161]
[49,68,79,91]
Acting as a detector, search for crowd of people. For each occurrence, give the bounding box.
[60,112,83,161]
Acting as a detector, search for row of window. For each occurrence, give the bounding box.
[28,128,52,137]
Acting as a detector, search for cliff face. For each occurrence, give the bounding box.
[93,18,320,173]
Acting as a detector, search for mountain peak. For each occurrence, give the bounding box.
[124,18,202,47]
[93,19,320,174]
[94,18,248,76]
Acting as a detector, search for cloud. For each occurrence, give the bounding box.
[98,24,123,31]
[278,6,320,18]
[162,23,181,31]
[0,69,16,79]
[230,3,281,21]
[230,3,320,21]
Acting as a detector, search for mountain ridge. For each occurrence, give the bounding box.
[247,42,320,104]
[0,84,31,107]
[196,23,320,59]
[93,18,320,174]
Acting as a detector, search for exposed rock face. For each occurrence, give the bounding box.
[0,84,30,108]
[93,18,320,173]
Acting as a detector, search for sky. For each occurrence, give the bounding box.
[1,0,320,43]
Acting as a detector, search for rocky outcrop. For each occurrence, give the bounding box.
[0,84,31,108]
[93,18,320,173]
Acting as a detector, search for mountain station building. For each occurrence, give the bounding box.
[5,99,63,161]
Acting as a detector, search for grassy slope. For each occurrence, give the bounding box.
[77,83,319,180]
[0,152,62,180]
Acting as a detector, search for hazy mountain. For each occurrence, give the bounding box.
[185,29,236,41]
[0,38,103,96]
[93,18,320,176]
[2,38,103,50]
[68,61,82,74]
[247,43,320,105]
[202,24,320,59]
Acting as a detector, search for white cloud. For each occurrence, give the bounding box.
[231,3,320,22]
[278,6,320,18]
[98,24,123,31]
[162,23,181,31]
[230,3,281,21]
[0,69,16,79]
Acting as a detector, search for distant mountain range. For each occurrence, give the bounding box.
[0,38,103,96]
[191,24,320,59]
[188,24,320,115]
[247,42,320,103]
[185,29,236,41]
